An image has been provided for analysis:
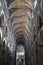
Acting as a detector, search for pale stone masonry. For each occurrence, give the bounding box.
[8,0,33,43]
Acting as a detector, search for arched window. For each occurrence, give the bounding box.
[37,15,42,30]
[0,15,4,27]
[16,44,25,65]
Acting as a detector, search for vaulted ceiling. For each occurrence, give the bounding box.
[7,0,15,5]
[7,0,32,44]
